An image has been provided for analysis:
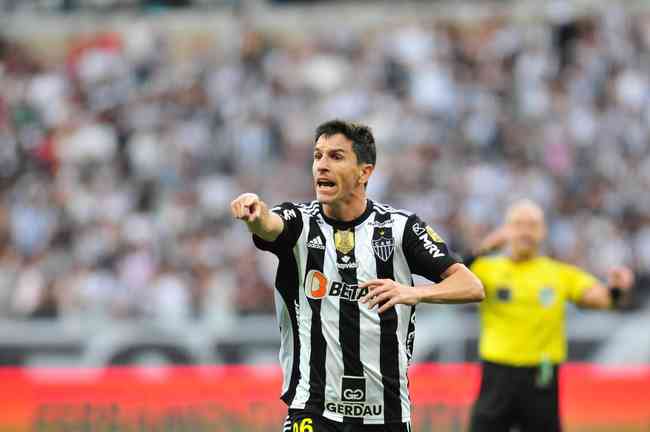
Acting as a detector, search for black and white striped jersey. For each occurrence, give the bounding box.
[253,199,458,425]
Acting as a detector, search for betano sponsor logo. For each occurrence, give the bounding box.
[325,402,383,417]
[305,270,368,301]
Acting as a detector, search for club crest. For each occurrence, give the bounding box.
[372,236,395,262]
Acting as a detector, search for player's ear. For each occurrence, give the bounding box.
[358,164,374,185]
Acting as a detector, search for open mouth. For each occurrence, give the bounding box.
[317,180,337,191]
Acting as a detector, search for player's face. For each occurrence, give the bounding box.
[506,205,546,258]
[312,134,370,206]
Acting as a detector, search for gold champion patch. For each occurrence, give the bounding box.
[426,226,444,243]
[335,229,355,255]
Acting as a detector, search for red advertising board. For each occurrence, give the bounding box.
[0,364,648,431]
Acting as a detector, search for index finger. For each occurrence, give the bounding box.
[359,279,386,289]
[241,194,259,207]
[377,298,398,314]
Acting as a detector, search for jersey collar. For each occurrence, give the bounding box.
[319,199,374,229]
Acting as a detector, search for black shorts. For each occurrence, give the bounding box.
[469,360,561,432]
[284,410,411,432]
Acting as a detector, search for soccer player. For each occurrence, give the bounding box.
[465,199,634,432]
[231,119,484,432]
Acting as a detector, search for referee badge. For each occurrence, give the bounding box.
[335,229,355,255]
[372,236,395,262]
[539,287,556,307]
[496,287,511,302]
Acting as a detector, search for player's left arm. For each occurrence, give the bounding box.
[360,264,484,313]
[360,214,484,313]
[576,266,634,310]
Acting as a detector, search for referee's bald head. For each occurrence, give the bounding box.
[505,199,547,259]
[505,199,545,225]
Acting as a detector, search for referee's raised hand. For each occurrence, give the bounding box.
[231,193,284,242]
[607,266,635,306]
[608,266,634,291]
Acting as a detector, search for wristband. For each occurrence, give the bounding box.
[609,286,623,308]
[463,254,479,267]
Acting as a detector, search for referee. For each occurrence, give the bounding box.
[231,119,484,432]
[466,199,634,432]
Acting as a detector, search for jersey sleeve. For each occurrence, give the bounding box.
[560,263,599,304]
[402,214,459,282]
[252,202,303,255]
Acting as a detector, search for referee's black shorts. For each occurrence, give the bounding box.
[469,360,561,432]
[284,410,411,432]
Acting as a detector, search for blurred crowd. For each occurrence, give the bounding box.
[0,5,649,322]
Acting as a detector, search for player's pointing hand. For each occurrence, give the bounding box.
[230,193,284,242]
[231,193,264,223]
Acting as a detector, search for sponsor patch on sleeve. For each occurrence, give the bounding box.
[425,226,445,243]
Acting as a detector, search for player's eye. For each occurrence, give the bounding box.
[314,152,322,160]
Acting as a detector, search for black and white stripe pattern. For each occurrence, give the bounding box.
[260,200,456,425]
[372,211,403,423]
[334,225,363,425]
[282,415,292,432]
[304,217,327,414]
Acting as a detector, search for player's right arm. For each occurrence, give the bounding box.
[230,193,284,241]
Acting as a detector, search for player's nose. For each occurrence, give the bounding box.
[315,157,330,171]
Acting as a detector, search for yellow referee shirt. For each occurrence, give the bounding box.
[470,255,598,366]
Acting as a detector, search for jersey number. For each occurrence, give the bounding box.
[293,418,314,432]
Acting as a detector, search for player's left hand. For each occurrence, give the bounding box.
[608,266,634,291]
[359,279,421,314]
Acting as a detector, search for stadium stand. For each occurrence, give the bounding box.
[0,0,648,366]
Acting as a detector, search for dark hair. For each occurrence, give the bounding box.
[314,119,377,166]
